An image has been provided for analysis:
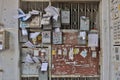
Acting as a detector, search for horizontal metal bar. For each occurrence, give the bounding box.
[21,0,50,2]
[51,0,100,2]
[51,75,100,78]
[22,0,100,2]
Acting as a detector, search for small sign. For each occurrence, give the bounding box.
[80,16,89,31]
[42,31,51,43]
[53,32,62,44]
[88,34,98,47]
[61,10,70,24]
[41,63,48,71]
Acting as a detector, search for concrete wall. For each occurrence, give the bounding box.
[0,0,20,80]
[100,0,111,80]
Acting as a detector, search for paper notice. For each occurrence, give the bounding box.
[79,31,86,40]
[22,13,31,21]
[92,51,97,58]
[34,49,39,56]
[22,29,28,36]
[25,54,34,63]
[58,49,62,55]
[0,45,3,50]
[41,63,48,71]
[52,50,56,55]
[80,49,87,58]
[61,10,70,24]
[80,16,89,31]
[29,10,39,15]
[30,32,40,39]
[45,6,60,21]
[14,8,26,19]
[32,57,40,63]
[41,17,51,25]
[55,27,60,32]
[88,34,98,47]
[69,48,74,60]
[24,41,35,48]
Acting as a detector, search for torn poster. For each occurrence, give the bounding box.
[30,32,40,39]
[25,54,34,63]
[32,57,40,63]
[24,41,35,48]
[29,10,40,15]
[44,6,60,21]
[20,21,29,28]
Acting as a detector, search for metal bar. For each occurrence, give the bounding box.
[55,0,100,1]
[70,3,72,29]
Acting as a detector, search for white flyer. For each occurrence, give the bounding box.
[0,45,3,50]
[34,49,39,56]
[24,41,35,48]
[61,10,70,24]
[88,34,98,47]
[22,29,28,36]
[41,63,48,71]
[30,32,40,39]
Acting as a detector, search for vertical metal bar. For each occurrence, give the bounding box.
[73,3,78,29]
[69,3,71,29]
[70,3,72,29]
[94,3,98,29]
[92,3,94,29]
[35,2,37,10]
[90,3,93,29]
[76,3,78,29]
[85,3,87,17]
[29,2,31,11]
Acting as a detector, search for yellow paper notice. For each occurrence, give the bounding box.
[52,50,56,55]
[118,4,120,10]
